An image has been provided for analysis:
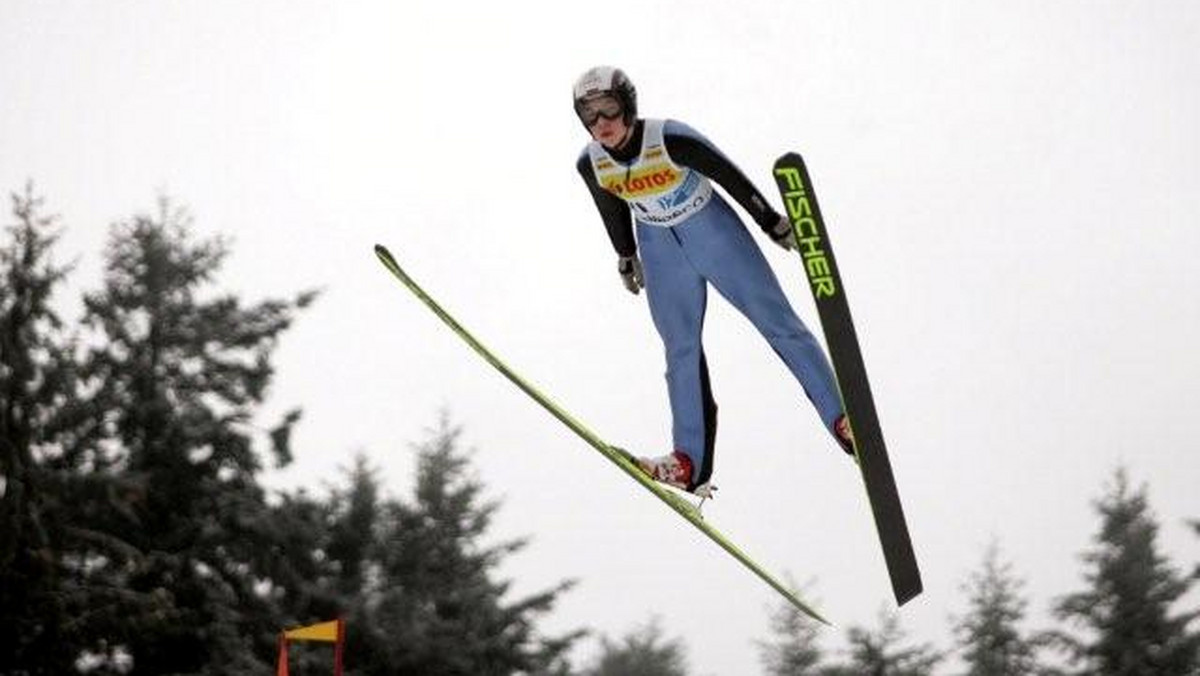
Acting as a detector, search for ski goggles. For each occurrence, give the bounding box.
[576,96,624,126]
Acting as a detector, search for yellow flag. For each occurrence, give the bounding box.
[283,619,340,642]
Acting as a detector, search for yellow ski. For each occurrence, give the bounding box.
[374,244,828,624]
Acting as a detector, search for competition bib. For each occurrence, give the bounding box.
[588,119,713,227]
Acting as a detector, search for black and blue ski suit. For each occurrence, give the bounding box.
[577,118,844,487]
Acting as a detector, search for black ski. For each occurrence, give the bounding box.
[772,152,922,606]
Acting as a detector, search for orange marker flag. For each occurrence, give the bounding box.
[276,618,344,676]
[283,619,341,642]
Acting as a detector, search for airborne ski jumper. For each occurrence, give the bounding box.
[573,66,853,495]
[370,66,916,619]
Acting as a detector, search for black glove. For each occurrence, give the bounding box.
[768,214,796,251]
[618,255,644,294]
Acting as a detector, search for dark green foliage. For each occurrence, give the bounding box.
[0,183,165,675]
[584,618,688,676]
[73,196,315,674]
[826,609,940,676]
[350,415,581,676]
[0,182,97,675]
[1052,468,1200,676]
[757,579,827,676]
[953,542,1043,676]
[1191,520,1200,582]
[1,186,580,674]
[1,189,316,674]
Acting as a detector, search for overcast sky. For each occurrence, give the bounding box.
[3,1,1199,673]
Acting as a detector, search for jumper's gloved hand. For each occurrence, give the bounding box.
[618,255,644,294]
[768,213,796,251]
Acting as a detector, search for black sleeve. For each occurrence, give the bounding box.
[663,130,781,232]
[576,152,636,258]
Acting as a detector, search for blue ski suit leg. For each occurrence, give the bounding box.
[638,194,844,485]
[638,221,718,488]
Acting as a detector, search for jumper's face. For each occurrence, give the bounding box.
[579,95,629,149]
[590,115,629,150]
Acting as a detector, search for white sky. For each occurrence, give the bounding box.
[3,1,1199,673]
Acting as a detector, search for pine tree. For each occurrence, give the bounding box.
[361,414,580,676]
[756,578,828,675]
[0,184,161,675]
[313,456,386,674]
[77,196,315,674]
[585,618,689,676]
[327,455,381,599]
[952,541,1042,675]
[263,455,385,632]
[0,183,89,674]
[826,608,940,676]
[255,482,352,675]
[1052,467,1200,675]
[1191,520,1199,582]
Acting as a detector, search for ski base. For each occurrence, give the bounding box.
[772,153,923,606]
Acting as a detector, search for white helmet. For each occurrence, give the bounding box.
[572,66,637,127]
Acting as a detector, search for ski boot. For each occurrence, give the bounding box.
[635,451,693,490]
[834,414,856,456]
[635,451,715,501]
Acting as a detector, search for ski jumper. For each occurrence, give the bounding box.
[577,119,845,487]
